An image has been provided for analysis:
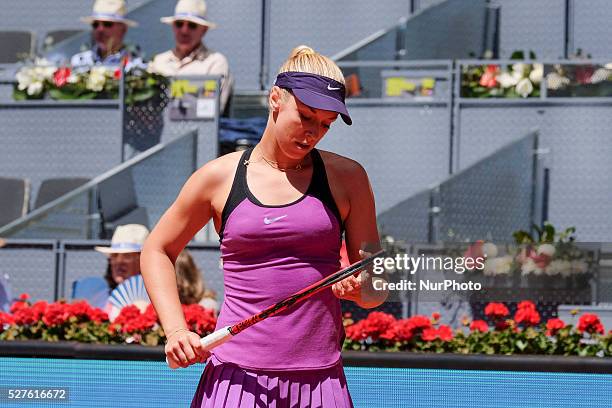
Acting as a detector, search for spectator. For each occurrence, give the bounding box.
[71,0,144,70]
[175,249,218,313]
[148,0,234,115]
[95,224,150,290]
[70,224,149,309]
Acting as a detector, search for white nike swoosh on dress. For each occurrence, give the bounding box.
[327,84,341,91]
[263,215,288,225]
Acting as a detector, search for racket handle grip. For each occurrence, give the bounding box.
[166,326,233,369]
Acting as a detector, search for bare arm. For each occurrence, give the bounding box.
[140,159,223,366]
[331,161,388,308]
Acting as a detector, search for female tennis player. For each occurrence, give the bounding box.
[141,45,387,407]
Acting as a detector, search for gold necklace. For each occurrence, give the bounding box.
[244,146,306,172]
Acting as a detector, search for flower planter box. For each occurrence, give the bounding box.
[0,340,611,373]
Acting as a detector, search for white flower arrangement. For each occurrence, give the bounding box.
[483,255,513,277]
[15,58,56,97]
[469,224,592,278]
[86,66,113,92]
[13,60,167,104]
[462,60,544,98]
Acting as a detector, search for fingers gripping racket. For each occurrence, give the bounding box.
[167,250,385,368]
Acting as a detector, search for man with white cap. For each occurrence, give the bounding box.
[95,224,150,288]
[148,0,233,115]
[71,0,144,70]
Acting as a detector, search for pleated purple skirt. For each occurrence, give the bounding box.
[190,355,354,408]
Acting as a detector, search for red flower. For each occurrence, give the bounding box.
[431,312,441,322]
[421,325,453,342]
[11,307,35,325]
[88,308,109,323]
[68,301,92,319]
[144,304,157,320]
[384,315,434,342]
[111,304,160,334]
[485,302,509,320]
[479,65,499,88]
[494,320,511,331]
[546,318,565,336]
[345,311,396,341]
[0,311,15,329]
[421,327,438,341]
[64,300,108,323]
[407,315,432,331]
[378,319,410,342]
[517,247,551,269]
[53,67,72,87]
[345,320,366,341]
[530,253,552,269]
[438,325,453,341]
[113,305,141,324]
[113,68,122,80]
[517,300,537,311]
[470,320,489,333]
[122,315,156,334]
[464,240,485,260]
[514,307,540,327]
[19,293,30,301]
[31,301,48,320]
[577,313,605,335]
[11,300,47,326]
[182,304,216,336]
[10,300,28,314]
[575,66,595,85]
[42,303,69,327]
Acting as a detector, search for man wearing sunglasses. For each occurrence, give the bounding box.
[149,0,234,116]
[71,0,144,71]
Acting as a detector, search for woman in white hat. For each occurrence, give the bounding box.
[71,0,144,70]
[70,224,149,310]
[95,224,150,289]
[148,0,234,115]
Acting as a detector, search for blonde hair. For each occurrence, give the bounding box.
[278,45,345,85]
[175,249,216,305]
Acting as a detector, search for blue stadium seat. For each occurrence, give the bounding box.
[0,30,34,63]
[98,170,149,239]
[71,276,110,310]
[0,177,30,227]
[39,29,84,54]
[0,274,11,312]
[34,177,90,209]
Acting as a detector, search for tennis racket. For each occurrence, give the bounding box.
[167,249,385,368]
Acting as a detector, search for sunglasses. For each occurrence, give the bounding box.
[92,21,115,29]
[174,20,198,30]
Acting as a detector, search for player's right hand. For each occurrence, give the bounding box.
[165,329,210,368]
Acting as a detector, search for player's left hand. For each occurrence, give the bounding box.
[332,249,371,303]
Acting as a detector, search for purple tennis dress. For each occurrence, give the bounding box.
[191,148,353,408]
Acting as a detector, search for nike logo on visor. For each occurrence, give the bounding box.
[264,215,288,225]
[327,84,341,91]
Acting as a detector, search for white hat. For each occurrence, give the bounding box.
[81,0,138,27]
[95,224,150,254]
[161,0,216,28]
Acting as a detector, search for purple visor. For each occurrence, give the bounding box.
[275,72,352,125]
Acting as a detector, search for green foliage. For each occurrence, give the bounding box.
[513,222,577,245]
[13,65,166,105]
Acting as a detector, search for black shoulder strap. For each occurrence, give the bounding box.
[219,148,253,240]
[308,149,343,228]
